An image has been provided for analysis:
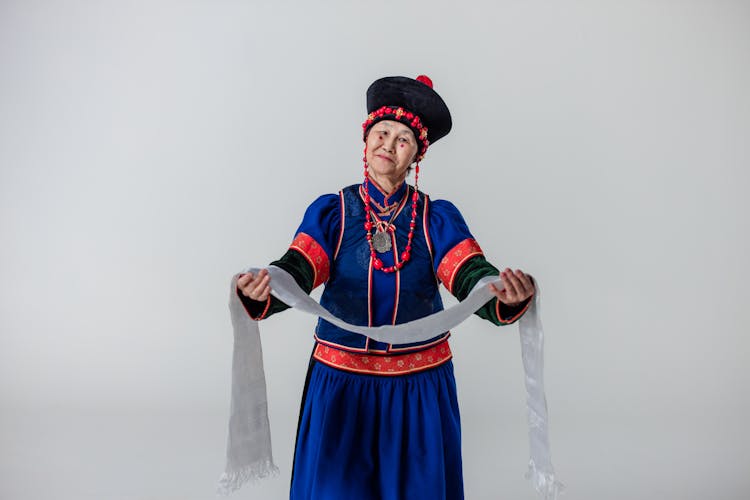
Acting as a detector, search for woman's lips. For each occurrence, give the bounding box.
[376,154,395,163]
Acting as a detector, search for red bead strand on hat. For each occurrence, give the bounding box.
[362,145,420,273]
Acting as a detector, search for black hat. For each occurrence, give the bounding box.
[363,75,452,159]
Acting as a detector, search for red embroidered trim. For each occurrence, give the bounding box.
[289,232,330,288]
[313,340,452,376]
[437,238,484,294]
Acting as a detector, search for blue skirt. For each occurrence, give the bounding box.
[290,359,464,500]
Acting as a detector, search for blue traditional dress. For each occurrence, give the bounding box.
[238,180,532,500]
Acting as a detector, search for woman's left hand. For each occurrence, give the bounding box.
[489,268,535,306]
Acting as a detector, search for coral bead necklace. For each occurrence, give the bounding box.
[362,146,420,273]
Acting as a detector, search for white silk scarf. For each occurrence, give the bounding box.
[218,265,563,499]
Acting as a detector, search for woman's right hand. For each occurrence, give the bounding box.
[237,268,272,301]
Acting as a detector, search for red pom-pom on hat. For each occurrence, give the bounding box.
[416,75,433,88]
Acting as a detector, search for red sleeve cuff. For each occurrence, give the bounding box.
[289,232,330,288]
[436,238,484,294]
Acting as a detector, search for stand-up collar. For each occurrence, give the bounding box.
[363,178,407,208]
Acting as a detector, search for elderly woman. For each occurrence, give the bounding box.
[236,75,535,500]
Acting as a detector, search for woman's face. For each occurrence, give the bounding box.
[365,120,418,186]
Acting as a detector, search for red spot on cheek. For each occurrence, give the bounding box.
[400,144,404,148]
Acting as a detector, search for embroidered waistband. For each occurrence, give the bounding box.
[313,339,452,376]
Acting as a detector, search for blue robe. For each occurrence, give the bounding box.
[238,181,531,500]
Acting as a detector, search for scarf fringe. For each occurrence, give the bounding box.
[525,460,565,499]
[216,459,279,496]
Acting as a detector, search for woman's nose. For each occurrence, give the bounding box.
[382,137,396,152]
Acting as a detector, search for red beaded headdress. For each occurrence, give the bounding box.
[362,106,430,161]
[361,75,452,273]
[362,74,451,161]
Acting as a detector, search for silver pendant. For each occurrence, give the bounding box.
[372,230,392,253]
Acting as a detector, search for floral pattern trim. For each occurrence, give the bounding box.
[437,238,484,294]
[290,232,331,288]
[313,340,452,376]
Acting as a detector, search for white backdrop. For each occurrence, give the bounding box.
[1,1,749,499]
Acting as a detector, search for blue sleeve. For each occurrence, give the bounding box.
[429,199,533,326]
[237,193,341,320]
[428,199,477,275]
[294,193,341,264]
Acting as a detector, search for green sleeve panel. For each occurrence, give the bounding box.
[451,255,532,326]
[237,249,315,320]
